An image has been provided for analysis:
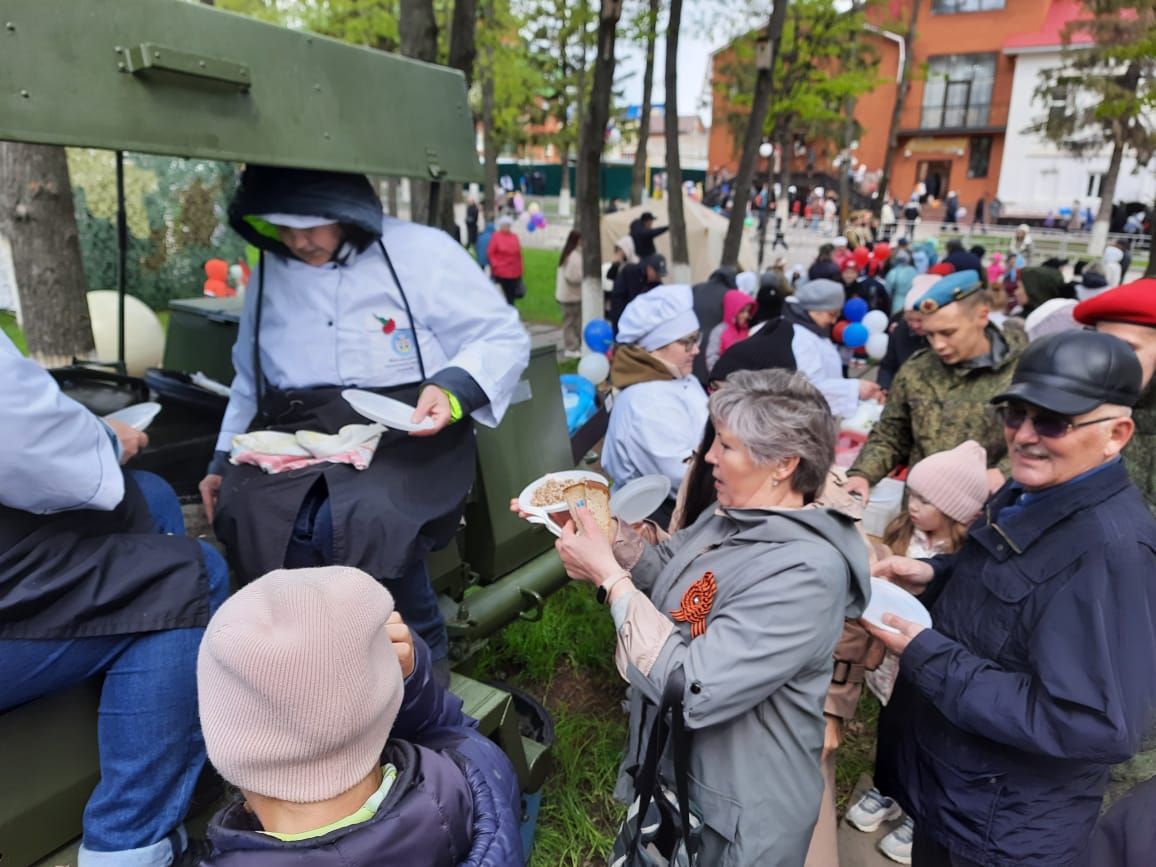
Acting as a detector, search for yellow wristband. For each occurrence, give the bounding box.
[440,388,463,423]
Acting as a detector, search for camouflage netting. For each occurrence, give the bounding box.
[68,149,247,311]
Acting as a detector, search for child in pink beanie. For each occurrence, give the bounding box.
[195,566,523,866]
[851,441,989,862]
[883,440,989,558]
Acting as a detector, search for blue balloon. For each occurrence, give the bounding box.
[584,318,615,353]
[843,297,868,323]
[843,322,869,349]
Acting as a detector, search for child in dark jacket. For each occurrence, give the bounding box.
[196,566,523,866]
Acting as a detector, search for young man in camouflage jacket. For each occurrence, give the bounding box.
[845,270,1026,502]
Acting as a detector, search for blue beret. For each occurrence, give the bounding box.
[914,270,983,314]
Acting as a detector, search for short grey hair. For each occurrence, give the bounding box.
[709,369,837,500]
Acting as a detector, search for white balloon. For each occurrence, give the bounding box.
[866,332,889,361]
[87,290,166,376]
[862,309,890,335]
[577,352,610,385]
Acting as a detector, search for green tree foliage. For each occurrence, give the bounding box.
[717,0,880,166]
[1030,0,1156,254]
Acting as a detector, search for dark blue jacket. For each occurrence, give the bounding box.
[893,459,1156,866]
[203,639,524,867]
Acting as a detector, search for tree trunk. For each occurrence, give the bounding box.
[721,1,788,268]
[400,0,439,225]
[480,3,499,226]
[0,143,94,365]
[663,0,689,278]
[876,0,919,216]
[778,126,792,234]
[630,0,660,207]
[577,0,622,336]
[1090,132,1126,257]
[386,176,399,217]
[448,0,478,88]
[838,93,855,233]
[1146,203,1156,278]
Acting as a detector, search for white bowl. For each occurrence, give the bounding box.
[862,577,932,634]
[342,389,436,432]
[104,401,162,432]
[517,470,609,537]
[610,475,670,524]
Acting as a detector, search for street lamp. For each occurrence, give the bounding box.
[757,141,774,269]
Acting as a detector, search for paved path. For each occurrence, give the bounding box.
[837,775,907,867]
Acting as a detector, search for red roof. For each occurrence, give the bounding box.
[1003,0,1094,52]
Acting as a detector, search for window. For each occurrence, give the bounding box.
[920,54,997,130]
[932,0,1005,12]
[1087,173,1104,198]
[968,137,992,178]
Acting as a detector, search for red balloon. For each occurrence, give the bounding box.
[853,246,871,268]
[204,258,229,281]
[874,242,892,262]
[832,320,850,344]
[204,278,234,298]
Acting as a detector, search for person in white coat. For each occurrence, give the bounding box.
[785,279,881,418]
[603,284,709,527]
[198,166,530,682]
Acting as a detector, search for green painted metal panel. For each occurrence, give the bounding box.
[0,0,480,182]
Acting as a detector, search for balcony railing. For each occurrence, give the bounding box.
[898,101,1010,135]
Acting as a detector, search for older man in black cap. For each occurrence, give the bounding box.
[864,330,1156,867]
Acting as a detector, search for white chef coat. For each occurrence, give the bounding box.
[790,326,858,419]
[602,377,709,498]
[0,332,124,513]
[217,217,531,451]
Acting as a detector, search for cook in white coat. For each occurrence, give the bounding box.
[198,166,530,679]
[602,284,709,526]
[784,279,881,419]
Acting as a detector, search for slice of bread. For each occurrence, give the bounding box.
[583,481,613,540]
[564,481,612,540]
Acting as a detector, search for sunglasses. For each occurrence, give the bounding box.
[996,403,1125,439]
[674,332,702,350]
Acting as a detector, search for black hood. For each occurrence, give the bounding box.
[227,165,384,257]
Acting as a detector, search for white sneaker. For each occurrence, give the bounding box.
[877,816,914,865]
[845,787,902,832]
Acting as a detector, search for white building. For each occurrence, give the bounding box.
[999,1,1154,218]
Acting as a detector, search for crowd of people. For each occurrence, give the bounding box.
[584,216,1156,865]
[3,160,1156,867]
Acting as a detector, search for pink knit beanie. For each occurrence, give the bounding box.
[197,566,404,803]
[906,440,989,525]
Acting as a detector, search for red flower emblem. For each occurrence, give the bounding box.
[671,572,717,638]
[374,314,397,334]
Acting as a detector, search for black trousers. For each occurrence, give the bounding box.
[912,831,984,867]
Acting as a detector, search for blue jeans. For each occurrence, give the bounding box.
[284,489,448,661]
[0,471,230,866]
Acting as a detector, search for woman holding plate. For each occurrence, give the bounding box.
[198,165,529,680]
[558,368,870,866]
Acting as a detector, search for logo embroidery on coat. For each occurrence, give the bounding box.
[671,572,716,638]
[373,314,397,335]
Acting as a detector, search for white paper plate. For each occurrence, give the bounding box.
[104,401,162,432]
[342,389,436,432]
[517,470,608,537]
[610,475,670,524]
[862,577,932,634]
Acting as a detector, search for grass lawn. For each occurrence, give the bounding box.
[518,247,564,326]
[1,311,26,353]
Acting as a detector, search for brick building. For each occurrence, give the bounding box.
[709,0,1066,214]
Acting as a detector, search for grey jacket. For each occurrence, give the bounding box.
[614,505,870,867]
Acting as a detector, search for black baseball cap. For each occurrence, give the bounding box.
[643,253,668,277]
[991,331,1141,416]
[640,211,656,221]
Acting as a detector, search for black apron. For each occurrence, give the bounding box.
[0,473,209,640]
[212,241,477,584]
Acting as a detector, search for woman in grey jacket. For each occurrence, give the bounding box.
[558,369,871,867]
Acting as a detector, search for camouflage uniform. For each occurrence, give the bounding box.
[1123,383,1156,514]
[849,325,1027,484]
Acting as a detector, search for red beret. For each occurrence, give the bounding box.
[1074,278,1156,327]
[928,262,956,276]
